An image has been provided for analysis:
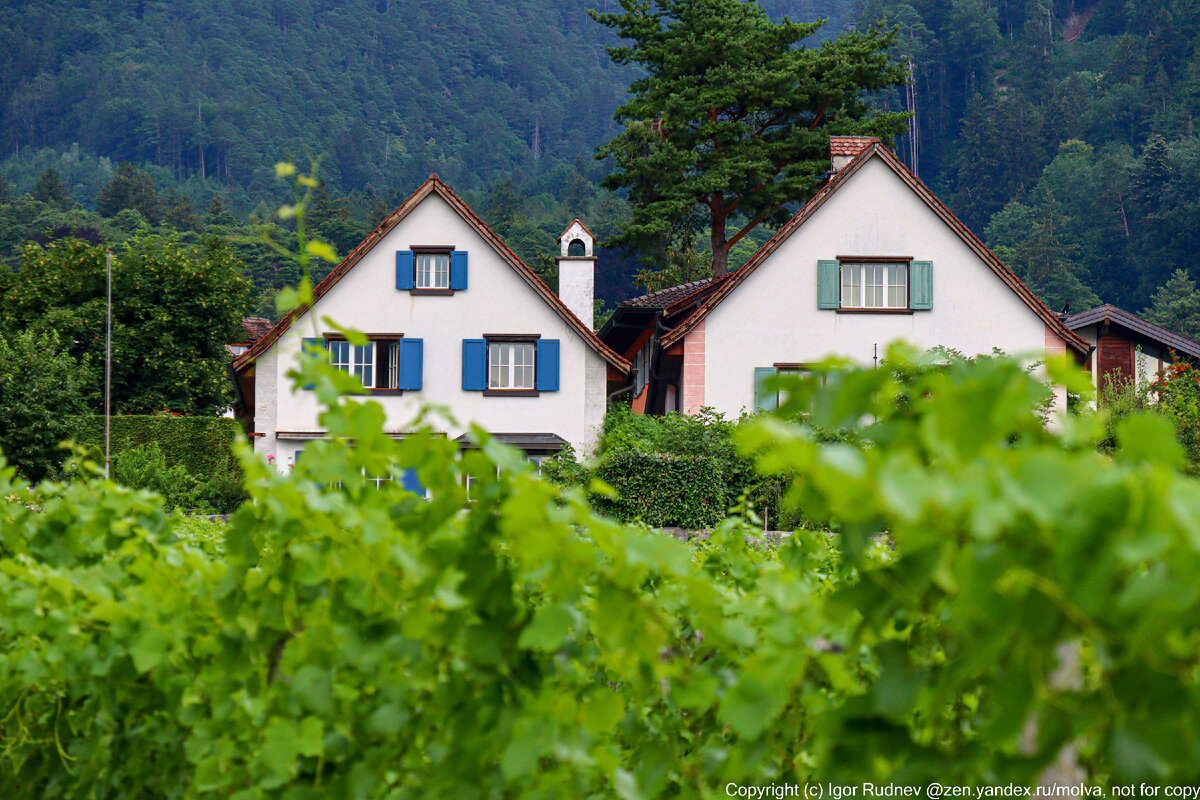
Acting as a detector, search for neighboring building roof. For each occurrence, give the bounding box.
[1065,304,1200,360]
[829,135,881,158]
[619,278,715,308]
[241,316,273,341]
[233,176,630,374]
[656,142,1090,356]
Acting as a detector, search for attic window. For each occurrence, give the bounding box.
[416,251,450,289]
[567,238,586,257]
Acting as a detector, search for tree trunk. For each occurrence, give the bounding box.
[710,196,729,278]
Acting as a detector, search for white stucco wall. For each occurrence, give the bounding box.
[253,192,608,463]
[701,155,1058,416]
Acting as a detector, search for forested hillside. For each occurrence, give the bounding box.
[3,0,1200,319]
[859,0,1200,315]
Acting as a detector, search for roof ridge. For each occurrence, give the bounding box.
[657,143,1088,356]
[234,176,630,373]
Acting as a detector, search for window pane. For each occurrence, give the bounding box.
[887,264,908,308]
[329,340,350,371]
[417,253,450,289]
[841,263,861,308]
[354,343,374,387]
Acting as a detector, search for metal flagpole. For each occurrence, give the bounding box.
[105,250,112,480]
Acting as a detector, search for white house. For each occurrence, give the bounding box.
[233,176,630,474]
[600,136,1090,417]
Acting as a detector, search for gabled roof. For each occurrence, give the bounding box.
[234,176,630,374]
[1065,304,1200,360]
[657,143,1090,356]
[558,217,595,242]
[620,278,715,308]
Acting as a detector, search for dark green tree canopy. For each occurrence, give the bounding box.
[1144,269,1200,342]
[1,235,249,415]
[32,167,72,209]
[592,0,909,278]
[96,162,162,223]
[0,329,89,481]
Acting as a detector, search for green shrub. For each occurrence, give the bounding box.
[594,450,726,528]
[589,404,776,527]
[75,414,244,480]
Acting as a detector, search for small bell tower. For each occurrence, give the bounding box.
[556,218,596,329]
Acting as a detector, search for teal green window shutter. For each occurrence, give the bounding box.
[817,260,840,309]
[754,367,777,413]
[910,261,933,309]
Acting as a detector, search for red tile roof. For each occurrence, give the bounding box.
[657,142,1089,357]
[241,316,272,341]
[233,177,630,374]
[620,278,715,308]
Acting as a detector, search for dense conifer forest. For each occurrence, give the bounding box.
[1,0,1198,322]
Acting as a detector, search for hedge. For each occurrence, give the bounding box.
[75,415,244,482]
[593,451,727,529]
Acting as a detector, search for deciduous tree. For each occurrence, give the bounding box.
[0,235,249,415]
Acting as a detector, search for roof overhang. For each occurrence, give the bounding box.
[234,176,630,375]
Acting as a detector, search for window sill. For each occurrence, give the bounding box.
[410,288,455,296]
[483,389,540,397]
[369,389,405,396]
[836,308,916,315]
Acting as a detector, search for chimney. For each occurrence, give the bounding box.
[556,218,596,329]
[829,136,881,173]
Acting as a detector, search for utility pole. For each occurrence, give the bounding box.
[105,249,112,480]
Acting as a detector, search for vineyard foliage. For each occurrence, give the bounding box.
[3,344,1200,794]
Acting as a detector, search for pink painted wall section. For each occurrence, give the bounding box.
[1045,323,1069,418]
[681,319,706,415]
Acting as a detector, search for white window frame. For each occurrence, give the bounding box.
[327,338,404,390]
[415,252,450,289]
[487,341,536,390]
[840,261,909,309]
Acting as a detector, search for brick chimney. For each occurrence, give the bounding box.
[556,218,596,329]
[829,136,880,173]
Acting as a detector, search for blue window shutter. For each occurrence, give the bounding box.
[399,338,423,391]
[396,250,415,290]
[301,338,322,389]
[910,261,933,310]
[400,468,424,496]
[462,339,487,390]
[754,367,777,412]
[817,260,840,309]
[450,250,468,291]
[536,339,560,391]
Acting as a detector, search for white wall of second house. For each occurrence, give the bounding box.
[702,155,1056,416]
[254,192,607,460]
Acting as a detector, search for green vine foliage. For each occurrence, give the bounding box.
[6,231,1200,788]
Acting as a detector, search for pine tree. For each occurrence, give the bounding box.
[204,195,237,227]
[162,188,201,232]
[32,168,73,209]
[592,0,908,278]
[0,171,11,205]
[1144,269,1200,341]
[96,162,162,222]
